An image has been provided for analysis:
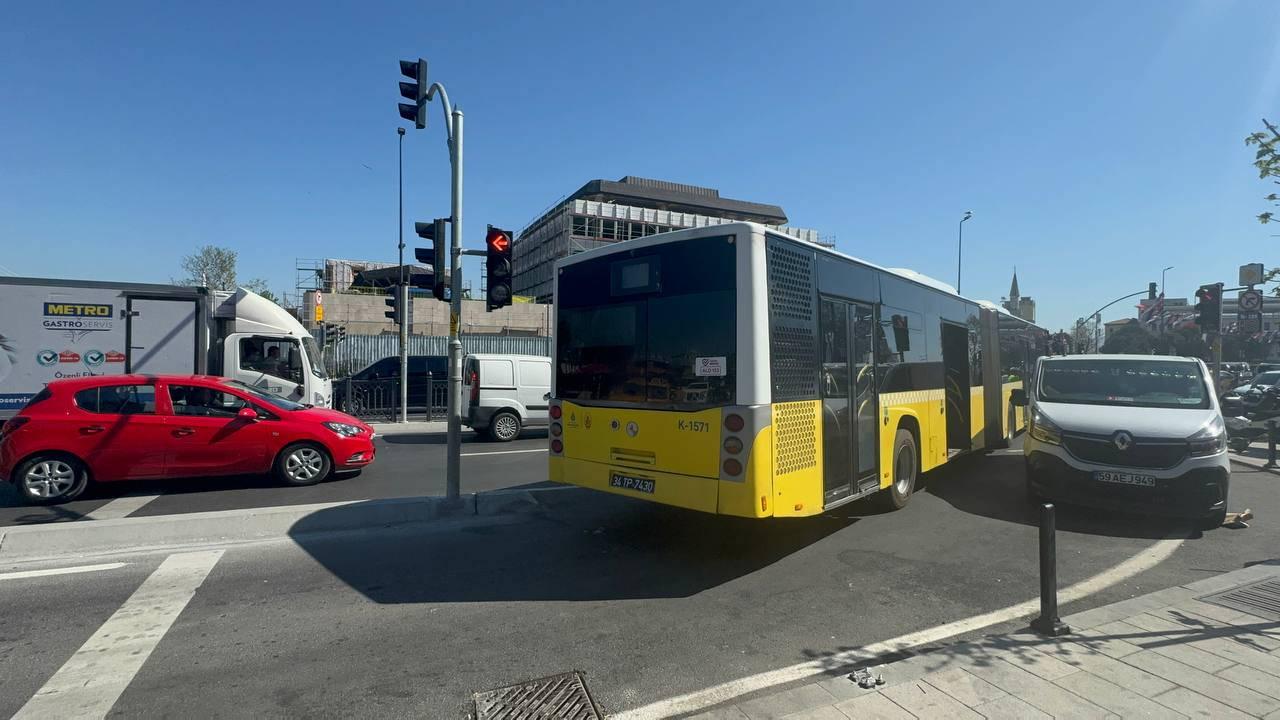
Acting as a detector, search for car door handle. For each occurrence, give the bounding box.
[80,425,106,434]
[174,427,196,437]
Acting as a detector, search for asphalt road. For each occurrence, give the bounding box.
[2,444,1276,719]
[0,428,550,526]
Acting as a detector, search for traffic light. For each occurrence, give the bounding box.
[1195,282,1223,333]
[398,58,428,130]
[415,218,450,301]
[485,226,513,312]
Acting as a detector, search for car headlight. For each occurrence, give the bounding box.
[323,421,364,437]
[1028,406,1062,446]
[1188,415,1226,457]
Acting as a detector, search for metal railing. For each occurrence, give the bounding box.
[335,374,448,421]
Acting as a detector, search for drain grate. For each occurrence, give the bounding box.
[1199,578,1280,621]
[473,671,602,720]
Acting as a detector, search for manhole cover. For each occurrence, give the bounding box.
[1199,578,1280,621]
[474,671,603,720]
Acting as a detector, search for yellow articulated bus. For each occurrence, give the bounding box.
[548,221,1048,517]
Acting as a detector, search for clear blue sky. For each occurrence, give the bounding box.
[3,0,1278,332]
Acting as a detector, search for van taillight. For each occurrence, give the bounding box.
[469,369,479,403]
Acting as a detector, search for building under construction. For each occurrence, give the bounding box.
[512,176,829,303]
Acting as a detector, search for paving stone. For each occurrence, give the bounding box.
[1179,598,1276,630]
[779,706,848,720]
[831,691,916,720]
[1152,687,1255,720]
[881,679,983,719]
[1126,651,1280,717]
[1119,615,1238,673]
[1051,640,1178,697]
[979,637,1080,680]
[738,685,839,720]
[687,707,751,720]
[1217,664,1280,701]
[1192,635,1280,678]
[813,676,871,702]
[971,695,1051,720]
[951,658,1109,719]
[1054,670,1185,719]
[1070,627,1144,658]
[921,667,1005,707]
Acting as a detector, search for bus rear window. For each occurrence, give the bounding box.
[556,235,736,409]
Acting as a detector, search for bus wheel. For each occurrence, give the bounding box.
[880,428,917,510]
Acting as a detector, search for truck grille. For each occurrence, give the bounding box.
[1063,434,1187,469]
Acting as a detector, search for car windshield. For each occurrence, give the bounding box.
[1252,372,1280,386]
[223,380,307,411]
[1038,359,1209,409]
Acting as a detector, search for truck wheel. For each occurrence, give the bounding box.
[489,411,522,442]
[16,454,89,505]
[878,428,917,510]
[276,443,332,486]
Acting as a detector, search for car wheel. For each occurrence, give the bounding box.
[878,428,917,510]
[15,454,89,505]
[275,443,332,486]
[489,411,522,442]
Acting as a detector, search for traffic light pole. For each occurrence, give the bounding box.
[398,127,408,424]
[446,106,464,503]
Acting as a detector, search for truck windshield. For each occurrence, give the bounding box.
[556,235,736,409]
[302,337,328,379]
[1038,359,1210,409]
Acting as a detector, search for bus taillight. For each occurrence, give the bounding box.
[551,438,563,454]
[723,436,743,454]
[724,413,744,432]
[723,458,742,476]
[550,405,562,419]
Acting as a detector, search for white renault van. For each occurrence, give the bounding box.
[1014,354,1229,528]
[462,354,552,441]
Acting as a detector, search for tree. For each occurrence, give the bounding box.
[1099,321,1154,355]
[1245,118,1280,224]
[179,246,238,290]
[1154,326,1210,360]
[1070,318,1094,353]
[241,277,280,304]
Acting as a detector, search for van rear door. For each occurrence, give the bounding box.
[518,358,551,423]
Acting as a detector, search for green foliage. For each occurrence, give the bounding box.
[179,246,238,290]
[241,278,280,304]
[1154,327,1209,360]
[1099,322,1154,354]
[1245,118,1280,224]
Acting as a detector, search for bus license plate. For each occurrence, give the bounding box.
[1093,470,1156,487]
[610,473,655,494]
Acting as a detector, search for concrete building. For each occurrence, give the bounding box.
[301,290,551,337]
[1001,270,1036,323]
[512,176,829,303]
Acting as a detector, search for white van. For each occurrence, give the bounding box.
[462,354,552,441]
[1013,354,1229,528]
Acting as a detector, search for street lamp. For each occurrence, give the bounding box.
[956,210,973,294]
[1161,266,1173,297]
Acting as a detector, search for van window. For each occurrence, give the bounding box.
[480,359,514,387]
[519,360,550,387]
[75,385,157,414]
[240,337,303,384]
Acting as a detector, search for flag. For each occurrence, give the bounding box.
[1139,293,1164,325]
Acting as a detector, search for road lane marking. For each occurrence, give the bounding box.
[613,535,1187,720]
[85,494,163,521]
[11,549,223,720]
[0,563,127,582]
[461,448,549,457]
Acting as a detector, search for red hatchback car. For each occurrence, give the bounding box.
[0,375,375,504]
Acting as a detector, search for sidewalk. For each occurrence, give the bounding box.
[369,420,447,436]
[693,562,1280,719]
[1231,442,1280,474]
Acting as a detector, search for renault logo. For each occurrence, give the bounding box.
[1113,431,1133,451]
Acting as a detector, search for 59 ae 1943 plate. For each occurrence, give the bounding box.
[473,671,603,720]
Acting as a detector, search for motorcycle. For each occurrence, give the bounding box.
[1223,384,1280,452]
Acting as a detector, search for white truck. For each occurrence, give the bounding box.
[0,277,331,416]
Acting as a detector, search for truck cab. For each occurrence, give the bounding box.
[214,289,331,407]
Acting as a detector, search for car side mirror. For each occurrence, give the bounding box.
[1010,388,1028,407]
[543,392,551,401]
[237,407,259,420]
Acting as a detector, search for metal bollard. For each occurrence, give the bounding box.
[1030,503,1071,637]
[1266,421,1278,469]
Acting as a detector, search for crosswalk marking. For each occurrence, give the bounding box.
[12,550,223,719]
[85,494,163,521]
[0,563,127,582]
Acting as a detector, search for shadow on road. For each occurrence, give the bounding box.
[923,451,1204,540]
[288,491,857,603]
[380,428,549,446]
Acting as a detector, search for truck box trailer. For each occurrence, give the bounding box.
[0,277,331,415]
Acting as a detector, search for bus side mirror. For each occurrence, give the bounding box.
[1010,389,1028,407]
